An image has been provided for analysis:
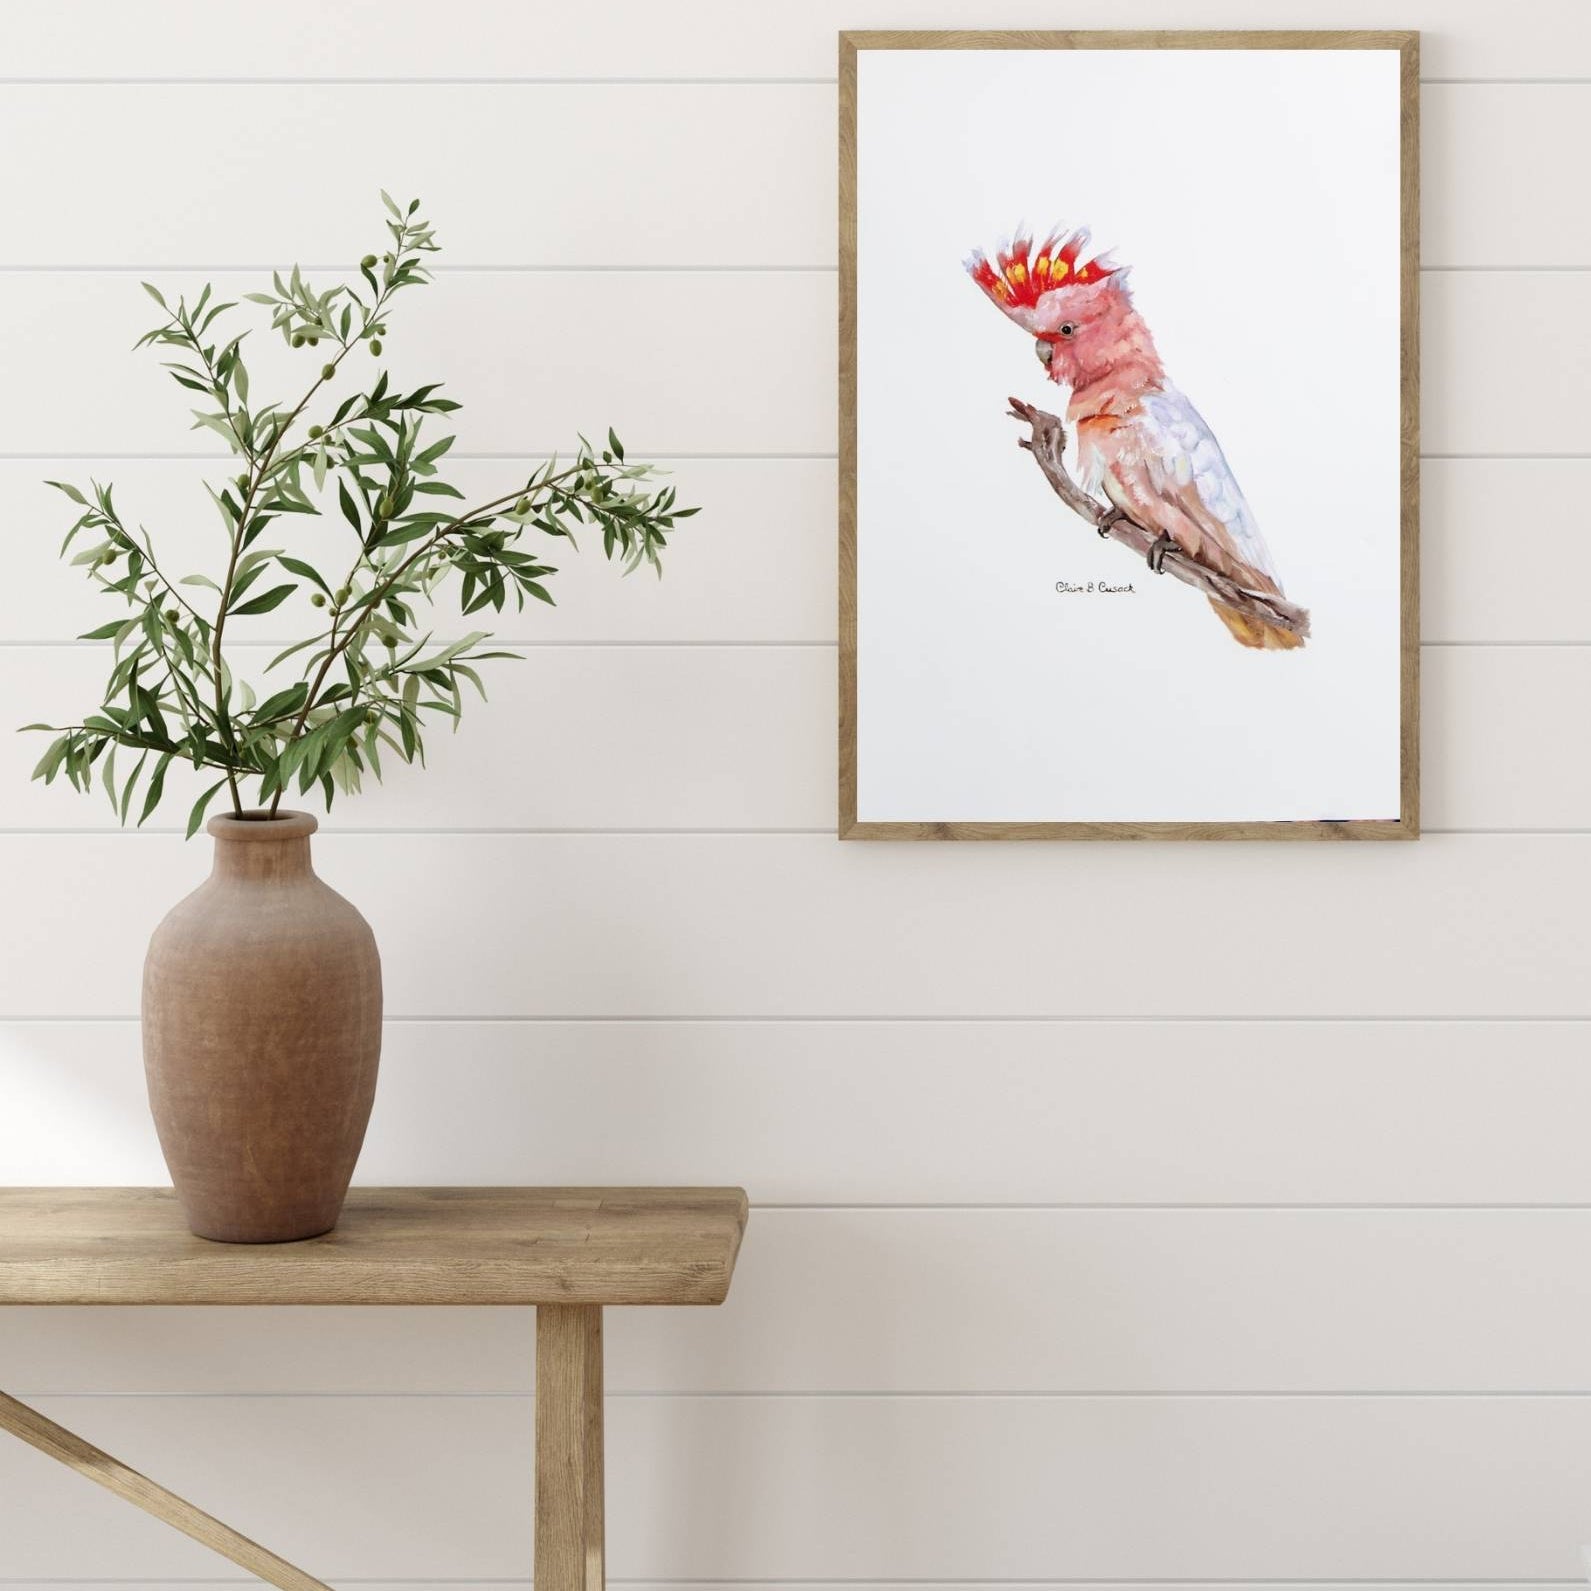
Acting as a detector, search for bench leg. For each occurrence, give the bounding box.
[536,1303,605,1591]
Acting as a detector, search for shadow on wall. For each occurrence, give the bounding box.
[1,1024,165,1182]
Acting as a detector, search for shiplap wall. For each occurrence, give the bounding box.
[1,1,1589,1586]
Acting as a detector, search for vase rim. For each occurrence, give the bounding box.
[206,810,318,842]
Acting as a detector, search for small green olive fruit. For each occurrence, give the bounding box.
[377,495,394,518]
[360,254,378,270]
[515,497,530,516]
[291,333,305,348]
[335,586,352,604]
[308,424,324,440]
[307,336,319,346]
[321,363,336,381]
[310,592,327,608]
[369,339,383,356]
[164,609,179,624]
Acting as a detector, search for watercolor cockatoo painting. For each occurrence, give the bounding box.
[965,226,1308,651]
[843,36,1412,834]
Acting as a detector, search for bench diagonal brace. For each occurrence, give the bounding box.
[0,1389,332,1591]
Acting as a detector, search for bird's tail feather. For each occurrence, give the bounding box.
[1210,599,1305,650]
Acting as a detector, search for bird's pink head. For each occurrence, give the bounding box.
[964,225,1145,390]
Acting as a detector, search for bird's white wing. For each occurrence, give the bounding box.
[1137,388,1279,586]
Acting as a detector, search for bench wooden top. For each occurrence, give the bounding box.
[0,1187,748,1306]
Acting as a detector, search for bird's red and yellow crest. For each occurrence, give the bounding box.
[964,225,1118,331]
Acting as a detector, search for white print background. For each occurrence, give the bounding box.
[855,48,1404,824]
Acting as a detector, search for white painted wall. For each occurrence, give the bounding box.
[0,2,1587,1585]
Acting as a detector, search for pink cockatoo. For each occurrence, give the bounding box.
[965,226,1302,650]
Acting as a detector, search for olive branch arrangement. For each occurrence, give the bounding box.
[26,194,693,835]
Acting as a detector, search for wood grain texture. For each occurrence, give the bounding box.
[838,32,1420,840]
[0,1187,747,1305]
[1400,33,1423,840]
[841,29,1419,52]
[537,1306,605,1591]
[837,35,858,839]
[0,1391,332,1590]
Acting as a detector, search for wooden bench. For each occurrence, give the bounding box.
[0,1186,749,1591]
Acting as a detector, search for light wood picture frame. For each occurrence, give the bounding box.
[839,30,1419,840]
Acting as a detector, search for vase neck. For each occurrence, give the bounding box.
[206,811,319,883]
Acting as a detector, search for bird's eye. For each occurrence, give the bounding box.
[1034,340,1053,365]
[1058,323,1076,338]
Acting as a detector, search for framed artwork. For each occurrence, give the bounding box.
[839,31,1419,839]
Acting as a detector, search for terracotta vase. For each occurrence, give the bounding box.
[141,811,382,1243]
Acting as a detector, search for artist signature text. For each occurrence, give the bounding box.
[1055,579,1137,596]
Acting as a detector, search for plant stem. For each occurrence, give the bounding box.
[262,479,549,818]
[39,725,235,777]
[92,524,207,629]
[211,275,406,817]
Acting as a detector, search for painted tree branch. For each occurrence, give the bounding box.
[1006,397,1311,641]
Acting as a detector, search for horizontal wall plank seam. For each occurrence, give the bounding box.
[0,641,1586,651]
[0,265,845,275]
[749,1200,1591,1209]
[0,265,1586,275]
[10,1014,1591,1025]
[18,1391,1591,1401]
[0,73,1579,84]
[0,452,839,462]
[12,1201,1591,1211]
[0,642,836,650]
[0,75,843,85]
[0,268,1581,277]
[0,642,1575,652]
[0,829,1583,839]
[2,452,1587,462]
